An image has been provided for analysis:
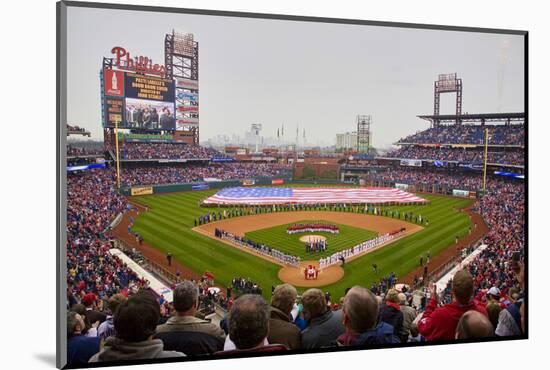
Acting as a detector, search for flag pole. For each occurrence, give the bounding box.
[482,127,488,193]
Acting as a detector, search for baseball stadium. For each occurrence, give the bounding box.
[64,26,526,366]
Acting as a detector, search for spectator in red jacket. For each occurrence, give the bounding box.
[418,269,488,341]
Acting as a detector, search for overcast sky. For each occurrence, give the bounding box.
[67,6,524,148]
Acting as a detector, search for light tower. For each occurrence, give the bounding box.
[356,115,371,153]
[434,73,462,126]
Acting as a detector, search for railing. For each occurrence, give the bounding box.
[411,237,484,291]
[112,239,177,286]
[111,239,229,314]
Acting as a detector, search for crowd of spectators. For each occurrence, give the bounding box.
[365,168,488,191]
[386,146,524,166]
[231,277,263,296]
[68,266,525,365]
[65,155,525,366]
[66,169,148,309]
[119,142,221,160]
[397,124,524,146]
[121,163,292,186]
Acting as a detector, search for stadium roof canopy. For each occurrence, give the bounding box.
[418,112,524,125]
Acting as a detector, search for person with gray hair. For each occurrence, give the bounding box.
[398,292,417,342]
[337,286,400,347]
[227,294,271,350]
[267,283,302,349]
[156,280,225,340]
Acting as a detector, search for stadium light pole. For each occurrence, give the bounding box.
[114,117,121,190]
[482,127,489,193]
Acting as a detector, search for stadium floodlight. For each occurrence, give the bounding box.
[434,73,463,125]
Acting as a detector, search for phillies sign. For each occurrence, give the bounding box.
[111,46,166,77]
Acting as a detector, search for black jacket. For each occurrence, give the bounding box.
[154,331,224,356]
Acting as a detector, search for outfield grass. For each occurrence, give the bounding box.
[245,221,378,259]
[131,189,473,300]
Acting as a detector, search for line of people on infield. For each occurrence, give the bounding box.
[214,228,301,266]
[319,230,405,269]
[287,223,340,234]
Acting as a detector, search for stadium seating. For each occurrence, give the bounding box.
[65,160,524,365]
[121,163,292,186]
[385,146,524,166]
[119,142,220,160]
[397,124,524,146]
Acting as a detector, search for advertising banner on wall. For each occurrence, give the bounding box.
[176,118,199,130]
[192,183,209,191]
[177,91,199,102]
[177,105,199,112]
[452,189,470,198]
[175,78,199,90]
[395,183,409,191]
[131,186,154,196]
[272,179,285,185]
[242,179,256,186]
[400,159,422,167]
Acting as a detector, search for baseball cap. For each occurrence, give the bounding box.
[82,292,97,305]
[487,287,501,297]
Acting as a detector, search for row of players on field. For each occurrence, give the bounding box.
[214,227,406,269]
[194,204,429,227]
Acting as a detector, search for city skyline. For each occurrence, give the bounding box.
[67,7,524,149]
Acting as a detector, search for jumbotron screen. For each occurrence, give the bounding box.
[102,69,176,130]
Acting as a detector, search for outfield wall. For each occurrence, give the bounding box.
[121,176,293,196]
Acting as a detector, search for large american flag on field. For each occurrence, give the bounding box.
[203,187,426,205]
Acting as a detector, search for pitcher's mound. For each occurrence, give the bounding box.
[278,260,344,287]
[298,235,327,243]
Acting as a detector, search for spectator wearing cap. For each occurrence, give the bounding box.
[67,311,101,367]
[267,284,302,349]
[379,289,404,337]
[398,292,417,342]
[337,286,400,346]
[82,292,107,325]
[418,269,488,341]
[156,280,225,340]
[89,292,185,362]
[301,288,345,349]
[97,294,127,340]
[455,310,494,339]
[486,287,505,308]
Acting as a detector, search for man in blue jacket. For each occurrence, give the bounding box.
[67,311,100,366]
[336,286,400,347]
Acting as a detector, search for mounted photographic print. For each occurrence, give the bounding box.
[57,1,527,368]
